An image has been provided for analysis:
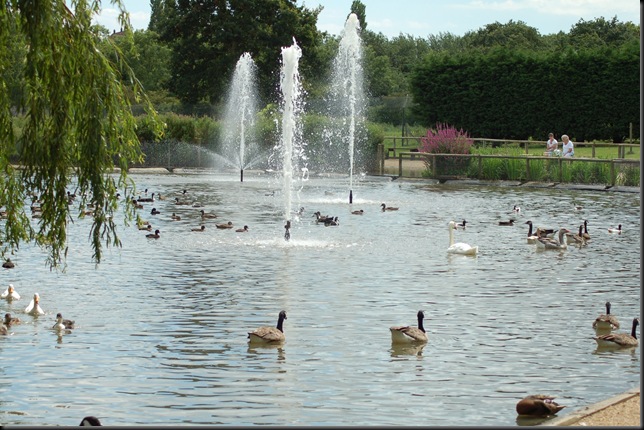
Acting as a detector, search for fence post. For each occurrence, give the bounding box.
[524,141,529,154]
[610,160,615,186]
[629,122,634,154]
[478,154,482,178]
[432,155,437,178]
[398,153,403,177]
[526,157,530,181]
[558,157,563,182]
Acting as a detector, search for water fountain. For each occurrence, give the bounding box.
[326,13,366,204]
[277,39,306,240]
[220,52,260,182]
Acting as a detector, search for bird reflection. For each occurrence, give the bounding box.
[247,344,285,361]
[390,343,425,358]
[515,415,556,426]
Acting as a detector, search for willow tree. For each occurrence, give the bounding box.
[0,1,162,269]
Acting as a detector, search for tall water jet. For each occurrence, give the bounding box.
[220,52,259,181]
[327,13,366,204]
[277,39,306,240]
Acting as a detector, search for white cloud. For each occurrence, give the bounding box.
[456,0,637,17]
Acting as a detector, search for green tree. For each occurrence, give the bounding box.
[0,0,162,269]
[461,20,545,51]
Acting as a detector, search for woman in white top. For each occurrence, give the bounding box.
[561,134,574,157]
[546,132,558,154]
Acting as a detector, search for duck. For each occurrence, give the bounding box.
[247,310,287,344]
[137,192,155,203]
[2,258,15,269]
[351,209,364,215]
[80,416,103,426]
[4,313,21,327]
[593,317,639,348]
[516,394,566,417]
[524,221,539,244]
[608,224,622,234]
[0,323,8,335]
[455,219,467,229]
[582,220,591,241]
[174,197,191,206]
[130,199,143,209]
[146,229,161,239]
[447,220,478,255]
[236,225,249,232]
[511,205,521,214]
[592,301,620,331]
[192,201,204,208]
[536,229,569,250]
[52,313,75,331]
[25,293,45,316]
[191,225,206,232]
[381,203,399,211]
[138,224,152,231]
[200,210,217,219]
[390,310,428,344]
[157,193,167,201]
[498,219,514,226]
[324,217,339,226]
[565,225,585,246]
[313,211,332,223]
[171,213,181,221]
[150,207,161,215]
[1,284,21,301]
[216,221,234,229]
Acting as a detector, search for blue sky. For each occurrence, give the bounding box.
[96,0,639,38]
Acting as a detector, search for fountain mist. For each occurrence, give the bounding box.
[327,13,366,203]
[278,40,306,238]
[220,53,259,181]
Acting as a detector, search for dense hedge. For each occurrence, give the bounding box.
[410,43,640,142]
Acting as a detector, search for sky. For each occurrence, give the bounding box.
[95,0,639,39]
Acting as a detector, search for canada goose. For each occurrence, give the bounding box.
[146,229,161,239]
[150,208,161,215]
[236,225,249,232]
[2,258,15,269]
[536,229,569,250]
[351,209,364,215]
[390,310,428,344]
[171,213,181,221]
[593,318,639,348]
[608,224,622,234]
[381,203,399,211]
[4,313,20,327]
[516,395,566,417]
[525,221,539,244]
[79,416,102,426]
[248,310,287,344]
[592,301,620,331]
[138,192,155,203]
[447,221,478,255]
[191,225,206,232]
[216,221,234,229]
[25,293,45,316]
[200,210,217,219]
[313,211,332,223]
[582,220,591,241]
[498,219,514,226]
[1,284,20,300]
[52,313,74,331]
[565,225,585,245]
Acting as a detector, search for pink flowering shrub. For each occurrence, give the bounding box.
[420,123,473,154]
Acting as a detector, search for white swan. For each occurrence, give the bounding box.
[25,293,45,316]
[1,284,20,301]
[447,221,478,255]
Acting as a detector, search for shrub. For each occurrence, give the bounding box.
[421,123,473,175]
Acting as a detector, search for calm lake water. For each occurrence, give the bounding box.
[1,171,640,426]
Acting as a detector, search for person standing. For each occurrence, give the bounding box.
[546,132,558,155]
[561,134,574,157]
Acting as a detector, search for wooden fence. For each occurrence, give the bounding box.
[377,149,640,187]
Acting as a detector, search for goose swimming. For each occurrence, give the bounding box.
[390,310,428,344]
[248,310,287,344]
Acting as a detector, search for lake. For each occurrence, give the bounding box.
[1,171,640,426]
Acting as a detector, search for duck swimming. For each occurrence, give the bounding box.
[608,224,622,234]
[593,317,639,348]
[25,293,45,316]
[498,219,514,226]
[381,203,399,211]
[216,221,234,229]
[390,310,428,344]
[2,258,15,268]
[146,229,161,239]
[236,225,249,232]
[4,313,20,327]
[191,225,206,232]
[200,210,218,219]
[80,416,103,426]
[1,284,20,301]
[248,310,287,344]
[351,209,364,215]
[52,313,75,331]
[150,208,161,215]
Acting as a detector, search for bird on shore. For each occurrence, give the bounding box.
[216,221,234,229]
[608,224,622,234]
[25,293,45,316]
[593,318,639,348]
[2,284,20,301]
[146,229,161,239]
[592,301,620,331]
[447,221,478,255]
[381,203,399,211]
[248,310,287,344]
[516,395,566,417]
[390,310,428,344]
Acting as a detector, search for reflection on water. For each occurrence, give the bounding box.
[0,172,640,426]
